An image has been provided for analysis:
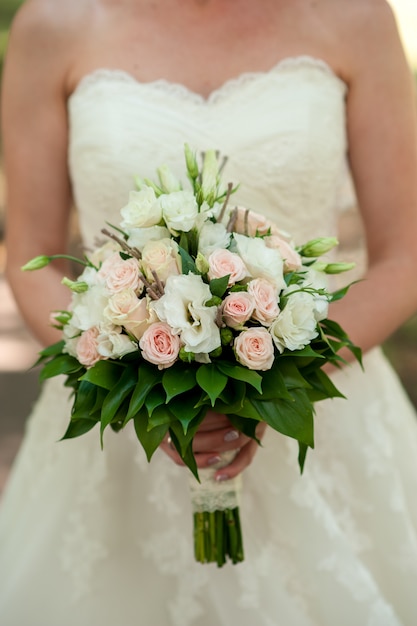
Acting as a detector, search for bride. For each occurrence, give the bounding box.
[1,0,417,624]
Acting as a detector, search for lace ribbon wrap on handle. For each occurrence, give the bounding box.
[188,451,242,513]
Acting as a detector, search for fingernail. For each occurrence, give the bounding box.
[207,455,222,466]
[216,473,229,482]
[224,430,239,442]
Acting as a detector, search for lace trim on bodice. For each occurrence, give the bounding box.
[68,55,347,106]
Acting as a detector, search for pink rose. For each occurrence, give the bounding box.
[222,292,255,328]
[76,327,101,367]
[234,327,275,371]
[264,235,302,272]
[98,252,142,293]
[232,207,272,236]
[208,248,248,286]
[139,322,181,369]
[247,278,280,326]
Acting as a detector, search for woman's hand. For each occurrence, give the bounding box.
[159,411,267,481]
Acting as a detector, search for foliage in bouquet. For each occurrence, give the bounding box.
[23,145,361,565]
[24,145,360,476]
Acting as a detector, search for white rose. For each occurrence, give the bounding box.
[120,187,162,229]
[97,328,137,359]
[233,233,286,290]
[198,222,231,257]
[195,201,222,229]
[269,291,318,353]
[159,190,199,233]
[70,285,110,331]
[151,274,221,354]
[299,268,330,321]
[126,226,171,251]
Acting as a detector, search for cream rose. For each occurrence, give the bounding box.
[120,187,162,229]
[139,322,181,369]
[98,253,142,294]
[207,248,248,286]
[104,290,154,339]
[247,278,280,326]
[234,327,275,371]
[76,327,101,368]
[141,238,181,283]
[222,292,255,328]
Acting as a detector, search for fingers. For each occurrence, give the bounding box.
[214,422,267,481]
[159,422,267,476]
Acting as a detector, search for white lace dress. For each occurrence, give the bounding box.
[1,57,417,626]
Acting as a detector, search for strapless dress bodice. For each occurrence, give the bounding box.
[67,56,348,248]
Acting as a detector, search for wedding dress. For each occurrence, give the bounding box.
[1,57,417,626]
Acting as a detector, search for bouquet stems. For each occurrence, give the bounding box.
[189,450,243,566]
[193,508,244,566]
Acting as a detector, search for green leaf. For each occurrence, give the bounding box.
[227,414,262,442]
[278,360,313,390]
[145,385,166,416]
[305,368,346,402]
[298,442,309,473]
[147,404,173,430]
[231,397,263,420]
[253,365,293,401]
[60,418,97,440]
[134,408,169,461]
[169,409,207,458]
[329,279,361,303]
[196,364,228,406]
[162,366,197,402]
[40,354,82,380]
[100,367,138,443]
[216,361,263,393]
[36,340,65,363]
[279,345,325,359]
[251,388,314,447]
[168,391,204,433]
[80,360,127,390]
[125,363,162,423]
[209,275,230,298]
[178,246,197,274]
[70,380,98,419]
[178,232,189,253]
[168,423,200,481]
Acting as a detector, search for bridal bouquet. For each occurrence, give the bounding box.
[23,145,360,567]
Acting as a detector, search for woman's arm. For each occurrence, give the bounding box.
[2,2,80,346]
[164,2,417,478]
[330,1,417,349]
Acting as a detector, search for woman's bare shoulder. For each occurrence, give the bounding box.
[9,0,95,51]
[318,0,408,82]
